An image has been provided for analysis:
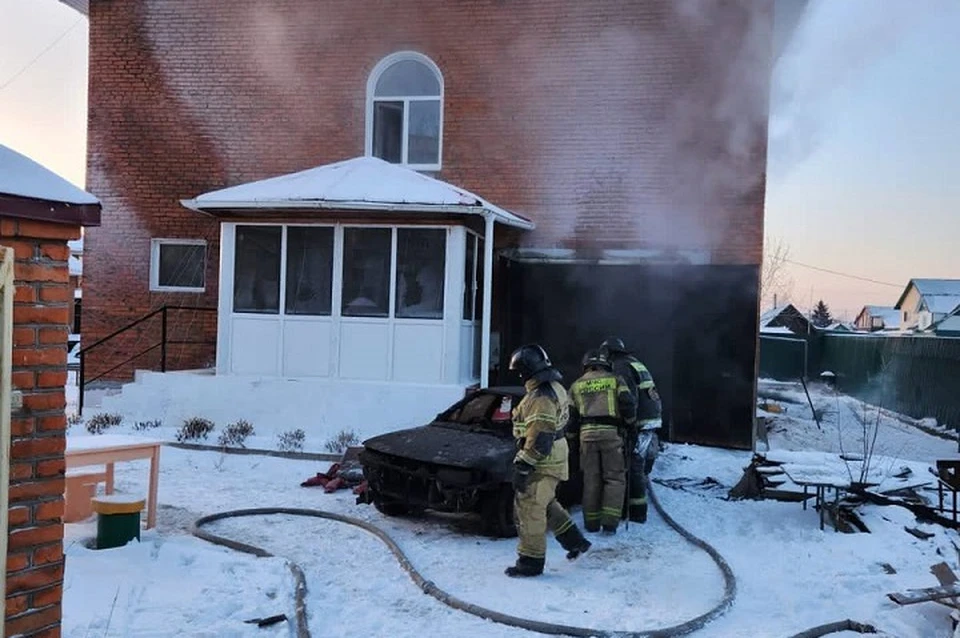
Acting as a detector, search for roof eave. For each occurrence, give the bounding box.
[180,198,535,230]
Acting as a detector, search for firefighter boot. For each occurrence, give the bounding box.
[505,555,545,577]
[628,500,648,523]
[556,525,592,560]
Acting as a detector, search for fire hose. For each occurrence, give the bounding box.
[191,482,879,638]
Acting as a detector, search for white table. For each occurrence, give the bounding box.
[65,435,161,529]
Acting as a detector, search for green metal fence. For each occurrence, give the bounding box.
[819,333,960,430]
[758,335,809,381]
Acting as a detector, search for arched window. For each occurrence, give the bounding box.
[366,52,443,170]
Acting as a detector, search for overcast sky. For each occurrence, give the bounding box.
[1,0,958,321]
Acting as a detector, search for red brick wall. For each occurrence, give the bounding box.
[85,0,773,376]
[2,218,78,637]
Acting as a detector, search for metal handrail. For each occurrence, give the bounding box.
[78,304,217,414]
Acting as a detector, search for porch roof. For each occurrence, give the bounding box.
[181,156,534,230]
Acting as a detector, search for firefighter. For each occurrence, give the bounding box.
[600,336,663,523]
[505,343,591,578]
[566,349,637,534]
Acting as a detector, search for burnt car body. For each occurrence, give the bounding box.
[359,386,582,537]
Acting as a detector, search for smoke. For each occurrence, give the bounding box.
[509,0,774,256]
[769,0,955,174]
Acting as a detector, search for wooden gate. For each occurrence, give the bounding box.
[0,245,14,634]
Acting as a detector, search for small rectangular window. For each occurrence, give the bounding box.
[233,226,281,314]
[372,101,403,164]
[396,229,446,319]
[342,228,391,317]
[150,239,206,292]
[285,227,334,316]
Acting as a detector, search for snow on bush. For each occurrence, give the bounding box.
[218,420,255,448]
[85,412,123,435]
[176,417,216,442]
[277,428,305,453]
[323,429,360,454]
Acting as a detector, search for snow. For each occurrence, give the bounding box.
[0,143,99,205]
[927,295,960,315]
[85,371,467,452]
[61,377,960,637]
[760,326,796,335]
[66,433,161,452]
[909,278,960,298]
[184,156,534,229]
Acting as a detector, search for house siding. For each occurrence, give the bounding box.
[83,0,773,383]
[2,218,78,637]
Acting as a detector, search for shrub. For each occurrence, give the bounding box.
[218,419,255,448]
[133,419,162,431]
[323,429,360,454]
[86,413,122,435]
[277,428,306,453]
[176,417,215,442]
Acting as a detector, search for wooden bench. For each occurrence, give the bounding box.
[64,468,108,523]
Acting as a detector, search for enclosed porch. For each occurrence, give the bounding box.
[181,156,533,388]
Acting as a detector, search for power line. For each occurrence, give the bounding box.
[784,259,902,288]
[0,17,84,93]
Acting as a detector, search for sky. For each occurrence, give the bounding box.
[1,0,958,322]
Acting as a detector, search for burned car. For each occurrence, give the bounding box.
[359,386,581,537]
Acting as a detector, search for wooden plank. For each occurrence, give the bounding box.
[932,562,960,611]
[905,526,936,540]
[888,582,960,605]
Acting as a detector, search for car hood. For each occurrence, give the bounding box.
[363,423,513,471]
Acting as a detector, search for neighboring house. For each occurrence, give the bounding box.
[0,144,101,637]
[77,0,803,450]
[854,305,901,332]
[929,306,960,338]
[760,304,813,336]
[894,279,960,331]
[820,322,854,333]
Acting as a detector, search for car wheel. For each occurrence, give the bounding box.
[481,485,517,538]
[373,498,411,517]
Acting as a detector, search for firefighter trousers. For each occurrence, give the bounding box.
[626,447,648,523]
[515,475,576,559]
[580,434,626,531]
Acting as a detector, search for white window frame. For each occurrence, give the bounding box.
[365,51,444,171]
[149,238,207,293]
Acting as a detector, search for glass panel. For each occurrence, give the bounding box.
[375,59,440,97]
[407,100,440,165]
[396,229,446,319]
[342,228,392,317]
[233,226,281,314]
[372,101,403,163]
[473,238,486,378]
[463,234,476,320]
[285,227,334,316]
[158,243,205,289]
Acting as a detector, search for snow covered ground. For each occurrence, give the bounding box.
[62,379,960,637]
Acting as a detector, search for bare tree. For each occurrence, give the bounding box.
[760,235,794,309]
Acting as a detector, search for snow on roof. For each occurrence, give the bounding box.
[861,305,900,324]
[935,315,960,334]
[0,144,98,205]
[896,278,960,309]
[925,295,960,315]
[181,156,534,230]
[760,326,795,335]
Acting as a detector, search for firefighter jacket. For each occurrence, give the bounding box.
[566,369,637,442]
[611,354,662,430]
[512,377,570,481]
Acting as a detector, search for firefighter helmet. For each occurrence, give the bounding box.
[581,349,612,371]
[509,344,552,380]
[600,336,628,355]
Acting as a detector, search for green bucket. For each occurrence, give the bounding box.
[92,496,144,550]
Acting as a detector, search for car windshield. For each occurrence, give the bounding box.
[438,392,514,434]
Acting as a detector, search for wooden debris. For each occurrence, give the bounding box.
[880,563,897,574]
[888,582,960,605]
[906,526,936,540]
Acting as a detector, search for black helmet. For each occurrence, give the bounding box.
[600,336,627,354]
[509,344,552,380]
[582,349,612,371]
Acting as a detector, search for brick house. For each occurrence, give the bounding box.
[0,144,100,637]
[76,0,798,449]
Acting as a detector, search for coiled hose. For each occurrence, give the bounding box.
[191,483,877,638]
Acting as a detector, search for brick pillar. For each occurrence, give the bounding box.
[2,219,79,638]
